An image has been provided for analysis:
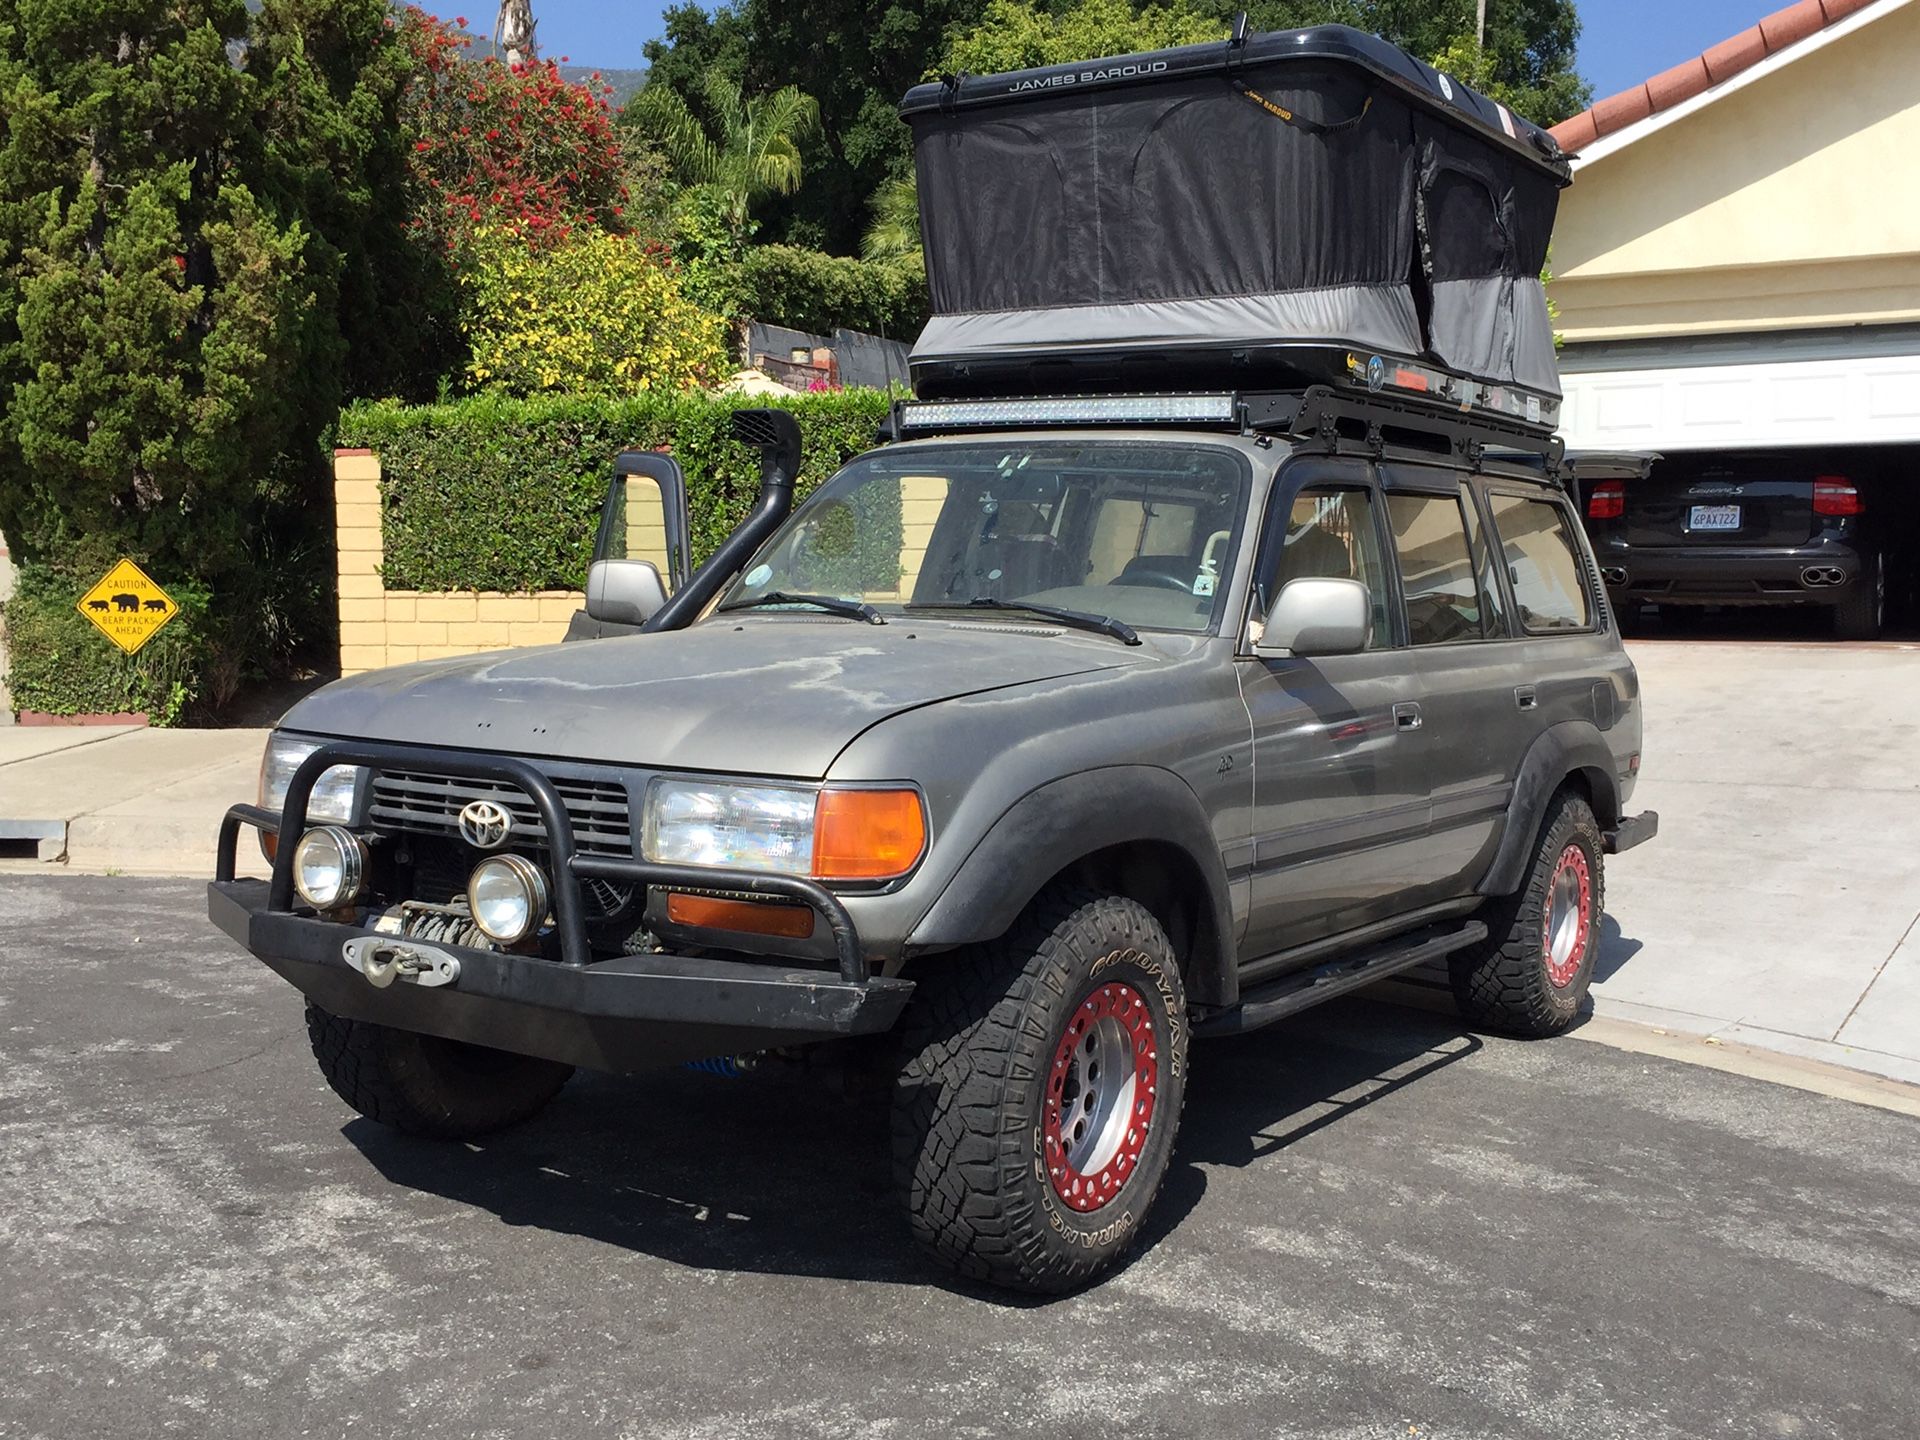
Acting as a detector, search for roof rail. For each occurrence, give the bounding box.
[884,385,1567,472]
[1262,386,1567,471]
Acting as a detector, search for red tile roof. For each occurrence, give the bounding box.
[1551,0,1883,152]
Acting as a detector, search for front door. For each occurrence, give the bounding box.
[1236,459,1449,962]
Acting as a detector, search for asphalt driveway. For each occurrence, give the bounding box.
[3,875,1918,1439]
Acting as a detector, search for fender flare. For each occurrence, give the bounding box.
[906,766,1237,1007]
[1477,720,1622,897]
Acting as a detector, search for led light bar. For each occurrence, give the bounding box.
[898,393,1240,432]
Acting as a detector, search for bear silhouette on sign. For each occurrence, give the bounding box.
[87,598,110,611]
[143,598,167,612]
[113,593,139,611]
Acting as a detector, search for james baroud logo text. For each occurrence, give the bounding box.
[1008,61,1169,93]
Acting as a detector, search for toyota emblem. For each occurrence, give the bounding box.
[458,799,514,850]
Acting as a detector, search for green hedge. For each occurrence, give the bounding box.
[1,564,210,725]
[730,246,928,340]
[338,389,897,593]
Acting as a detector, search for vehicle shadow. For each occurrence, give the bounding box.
[1593,914,1644,984]
[342,998,1481,1300]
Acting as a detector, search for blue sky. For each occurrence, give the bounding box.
[522,0,1789,107]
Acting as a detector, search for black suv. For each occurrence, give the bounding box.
[1583,452,1891,639]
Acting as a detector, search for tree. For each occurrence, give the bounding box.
[938,0,1221,74]
[401,9,633,256]
[862,174,921,266]
[1397,0,1587,124]
[458,228,727,396]
[636,68,821,233]
[0,0,448,713]
[722,0,986,254]
[1213,0,1588,124]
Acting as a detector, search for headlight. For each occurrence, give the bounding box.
[644,781,817,874]
[292,826,367,910]
[259,732,361,824]
[467,855,551,944]
[643,780,925,881]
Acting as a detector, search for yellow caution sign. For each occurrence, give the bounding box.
[77,559,180,656]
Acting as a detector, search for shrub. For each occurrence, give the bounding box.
[458,228,728,396]
[730,245,928,340]
[337,388,895,593]
[1,565,210,726]
[400,8,632,254]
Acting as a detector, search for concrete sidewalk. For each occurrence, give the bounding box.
[0,725,269,875]
[1591,639,1920,1086]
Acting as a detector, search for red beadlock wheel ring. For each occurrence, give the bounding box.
[1043,979,1159,1213]
[1544,842,1593,989]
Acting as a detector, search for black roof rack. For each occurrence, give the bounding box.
[884,385,1567,474]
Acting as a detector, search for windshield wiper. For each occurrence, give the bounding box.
[718,591,886,625]
[905,597,1141,646]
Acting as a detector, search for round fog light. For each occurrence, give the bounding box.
[467,854,551,944]
[293,826,367,910]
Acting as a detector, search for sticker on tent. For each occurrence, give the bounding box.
[77,559,179,655]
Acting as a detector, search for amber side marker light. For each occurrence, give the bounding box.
[812,788,927,881]
[667,892,816,939]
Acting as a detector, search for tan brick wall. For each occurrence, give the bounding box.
[333,450,582,676]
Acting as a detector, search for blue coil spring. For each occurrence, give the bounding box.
[684,1055,746,1077]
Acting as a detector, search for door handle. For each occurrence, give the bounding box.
[1393,702,1424,732]
[1514,685,1538,711]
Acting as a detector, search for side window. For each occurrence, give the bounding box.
[1386,493,1487,646]
[1487,493,1594,632]
[1269,487,1392,650]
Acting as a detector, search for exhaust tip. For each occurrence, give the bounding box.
[1801,566,1846,588]
[1600,567,1628,587]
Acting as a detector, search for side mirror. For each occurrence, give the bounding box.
[585,559,668,627]
[1255,577,1371,657]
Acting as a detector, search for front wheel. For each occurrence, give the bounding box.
[891,891,1189,1294]
[1451,792,1605,1038]
[305,1003,573,1140]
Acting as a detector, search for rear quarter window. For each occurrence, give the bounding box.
[1488,494,1593,632]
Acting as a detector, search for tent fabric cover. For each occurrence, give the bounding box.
[903,25,1570,398]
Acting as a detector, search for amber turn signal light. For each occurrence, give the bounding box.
[812,788,926,881]
[666,892,816,939]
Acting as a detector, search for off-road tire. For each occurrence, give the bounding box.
[891,890,1189,1294]
[1451,791,1605,1038]
[1833,552,1884,641]
[305,1003,573,1140]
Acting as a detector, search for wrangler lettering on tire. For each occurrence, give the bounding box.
[891,890,1190,1294]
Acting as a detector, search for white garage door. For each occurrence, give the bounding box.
[1558,328,1920,452]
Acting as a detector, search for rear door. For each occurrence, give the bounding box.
[1378,464,1526,895]
[1624,455,1816,548]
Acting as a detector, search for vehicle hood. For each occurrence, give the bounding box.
[280,619,1141,778]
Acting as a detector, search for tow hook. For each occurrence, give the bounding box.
[342,936,461,990]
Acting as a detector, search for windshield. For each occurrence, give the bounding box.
[715,440,1248,634]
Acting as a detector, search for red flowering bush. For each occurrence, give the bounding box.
[400,8,630,255]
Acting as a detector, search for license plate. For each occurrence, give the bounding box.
[1689,504,1741,532]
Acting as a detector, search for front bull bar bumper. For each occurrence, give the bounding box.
[207,742,914,1073]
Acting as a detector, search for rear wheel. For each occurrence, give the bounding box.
[1451,792,1604,1038]
[891,890,1189,1294]
[1833,551,1884,641]
[305,1003,573,1139]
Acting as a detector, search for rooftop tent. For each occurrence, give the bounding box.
[900,24,1572,417]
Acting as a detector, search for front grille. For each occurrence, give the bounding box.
[368,769,633,856]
